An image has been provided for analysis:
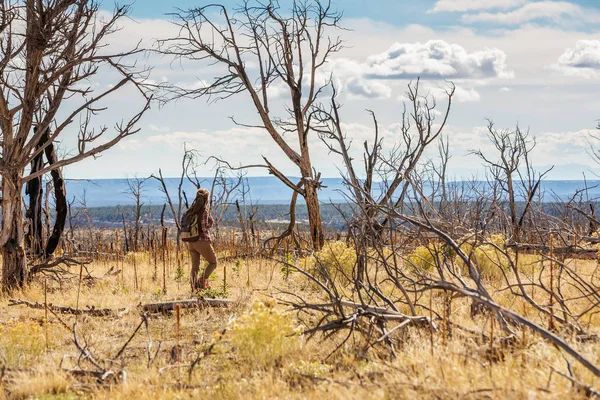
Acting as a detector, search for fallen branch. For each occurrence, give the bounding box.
[29,256,93,276]
[140,298,234,313]
[551,366,600,398]
[66,324,124,385]
[8,297,232,316]
[429,281,600,378]
[8,299,129,317]
[114,314,149,359]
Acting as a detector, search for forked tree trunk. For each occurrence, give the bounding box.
[44,131,67,256]
[2,171,27,289]
[304,184,324,250]
[24,130,68,257]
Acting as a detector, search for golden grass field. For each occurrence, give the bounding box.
[1,243,600,399]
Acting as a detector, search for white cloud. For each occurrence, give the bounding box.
[62,11,600,179]
[500,86,512,92]
[148,124,170,133]
[553,40,600,78]
[444,125,594,174]
[429,0,527,13]
[399,83,481,103]
[453,86,482,102]
[346,78,392,99]
[461,2,600,25]
[533,129,591,164]
[359,40,514,80]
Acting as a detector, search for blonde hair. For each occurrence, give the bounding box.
[188,188,208,214]
[196,188,209,198]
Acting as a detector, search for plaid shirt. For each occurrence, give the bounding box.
[198,208,213,242]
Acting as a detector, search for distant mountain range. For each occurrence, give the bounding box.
[62,175,600,207]
[65,177,349,207]
[442,163,600,181]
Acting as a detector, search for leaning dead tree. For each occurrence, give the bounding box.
[0,1,151,290]
[159,0,343,250]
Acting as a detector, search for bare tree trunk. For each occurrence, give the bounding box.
[2,171,27,289]
[235,200,249,251]
[44,136,67,257]
[304,184,324,249]
[43,181,52,246]
[25,149,43,256]
[121,213,129,253]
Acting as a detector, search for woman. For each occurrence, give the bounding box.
[186,188,217,291]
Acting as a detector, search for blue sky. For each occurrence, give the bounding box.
[63,0,600,179]
[132,0,435,24]
[130,0,599,29]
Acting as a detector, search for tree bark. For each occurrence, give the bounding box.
[2,171,27,289]
[304,183,324,250]
[25,147,44,256]
[44,137,67,256]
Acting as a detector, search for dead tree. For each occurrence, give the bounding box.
[25,127,68,259]
[25,127,45,256]
[125,176,148,252]
[313,80,454,283]
[158,1,343,250]
[470,121,552,243]
[0,1,151,290]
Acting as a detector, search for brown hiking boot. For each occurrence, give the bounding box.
[197,277,210,290]
[191,276,209,293]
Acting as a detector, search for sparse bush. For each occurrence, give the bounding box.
[281,252,295,280]
[0,322,45,367]
[407,234,540,281]
[175,264,185,282]
[225,300,301,369]
[407,243,445,272]
[197,285,229,299]
[233,258,243,275]
[302,241,357,284]
[458,242,506,280]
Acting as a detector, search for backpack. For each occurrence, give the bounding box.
[180,199,204,242]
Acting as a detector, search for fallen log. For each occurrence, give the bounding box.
[139,298,233,313]
[8,299,129,317]
[9,297,234,317]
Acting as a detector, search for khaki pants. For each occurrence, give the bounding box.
[186,240,217,289]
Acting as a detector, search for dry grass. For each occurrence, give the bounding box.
[1,245,599,399]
